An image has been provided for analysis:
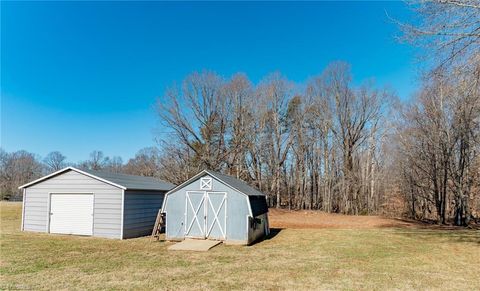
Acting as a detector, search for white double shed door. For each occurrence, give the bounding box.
[49,193,94,236]
[185,191,227,240]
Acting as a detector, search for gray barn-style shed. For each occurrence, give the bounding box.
[19,167,175,239]
[161,170,269,245]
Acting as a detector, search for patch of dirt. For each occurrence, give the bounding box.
[268,208,480,230]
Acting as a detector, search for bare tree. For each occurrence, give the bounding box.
[224,73,254,179]
[105,156,123,173]
[398,0,480,71]
[319,62,387,214]
[306,77,336,212]
[0,149,43,200]
[124,147,161,177]
[158,71,229,171]
[43,151,67,172]
[448,68,480,225]
[78,150,110,171]
[256,73,294,208]
[397,77,452,223]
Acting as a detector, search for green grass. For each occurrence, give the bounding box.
[1,202,479,290]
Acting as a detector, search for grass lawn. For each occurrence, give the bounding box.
[1,202,479,290]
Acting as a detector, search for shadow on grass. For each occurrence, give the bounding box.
[374,217,480,245]
[379,217,480,230]
[266,228,283,240]
[388,226,480,245]
[250,228,283,246]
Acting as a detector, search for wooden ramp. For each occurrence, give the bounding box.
[168,239,222,252]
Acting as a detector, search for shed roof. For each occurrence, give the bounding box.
[166,169,266,197]
[206,170,265,197]
[19,167,175,191]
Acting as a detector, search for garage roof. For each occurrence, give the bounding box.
[83,169,175,191]
[19,167,175,191]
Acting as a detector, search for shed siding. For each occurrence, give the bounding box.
[225,189,250,242]
[163,190,185,240]
[23,170,123,239]
[163,174,251,243]
[123,190,165,239]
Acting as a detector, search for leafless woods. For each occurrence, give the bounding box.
[395,0,480,225]
[154,0,480,224]
[156,64,394,215]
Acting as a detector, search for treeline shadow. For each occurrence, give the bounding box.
[380,219,480,245]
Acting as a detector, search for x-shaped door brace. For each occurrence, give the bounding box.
[186,193,205,236]
[206,194,226,238]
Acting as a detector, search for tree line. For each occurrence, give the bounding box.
[156,63,393,216]
[154,0,480,224]
[393,0,480,225]
[154,59,479,225]
[0,148,162,200]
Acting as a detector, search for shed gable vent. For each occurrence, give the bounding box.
[200,177,212,190]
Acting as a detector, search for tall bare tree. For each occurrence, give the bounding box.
[399,0,480,71]
[158,71,229,172]
[105,156,123,173]
[320,62,387,214]
[78,150,110,171]
[256,73,294,208]
[124,147,161,177]
[43,151,67,172]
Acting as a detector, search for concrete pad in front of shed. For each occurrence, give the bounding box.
[168,239,222,251]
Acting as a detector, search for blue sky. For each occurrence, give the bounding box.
[1,1,418,163]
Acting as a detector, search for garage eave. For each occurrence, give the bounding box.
[18,166,128,190]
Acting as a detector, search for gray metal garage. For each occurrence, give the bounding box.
[161,170,269,245]
[19,167,175,239]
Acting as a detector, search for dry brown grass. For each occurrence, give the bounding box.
[1,202,479,290]
[269,208,480,230]
[269,208,414,229]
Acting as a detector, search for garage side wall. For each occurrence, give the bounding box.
[22,170,123,239]
[123,190,165,239]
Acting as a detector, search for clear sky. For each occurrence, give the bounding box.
[1,1,418,163]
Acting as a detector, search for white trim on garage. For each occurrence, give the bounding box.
[21,188,26,231]
[18,167,127,190]
[120,189,125,239]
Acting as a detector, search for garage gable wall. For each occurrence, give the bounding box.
[23,170,123,239]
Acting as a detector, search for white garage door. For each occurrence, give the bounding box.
[49,194,94,236]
